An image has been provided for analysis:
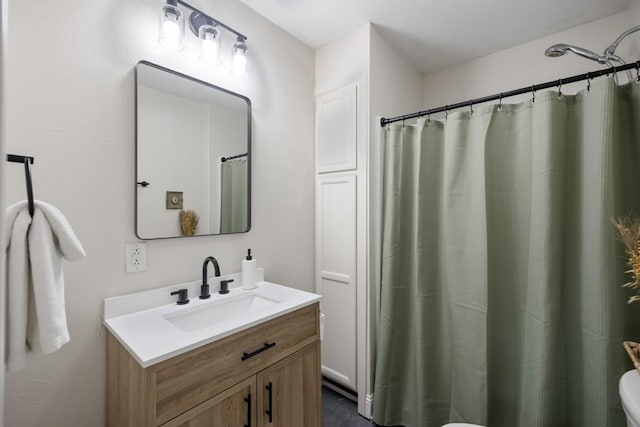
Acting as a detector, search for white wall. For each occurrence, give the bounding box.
[3,0,315,425]
[315,23,371,96]
[422,11,637,113]
[0,0,6,424]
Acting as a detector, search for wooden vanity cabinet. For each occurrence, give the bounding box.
[107,303,321,427]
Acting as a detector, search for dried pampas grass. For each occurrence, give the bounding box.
[179,209,199,236]
[612,216,640,303]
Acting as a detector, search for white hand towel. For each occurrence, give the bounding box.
[5,208,31,371]
[4,200,86,371]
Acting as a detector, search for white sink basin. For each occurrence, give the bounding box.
[164,293,280,332]
[103,279,321,367]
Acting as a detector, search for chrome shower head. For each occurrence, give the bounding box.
[545,43,607,64]
[545,44,570,57]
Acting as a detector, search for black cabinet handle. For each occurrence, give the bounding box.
[265,382,273,423]
[136,181,150,187]
[241,342,276,361]
[244,393,251,427]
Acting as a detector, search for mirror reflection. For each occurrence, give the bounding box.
[135,61,251,239]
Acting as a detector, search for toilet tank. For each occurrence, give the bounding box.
[620,370,640,427]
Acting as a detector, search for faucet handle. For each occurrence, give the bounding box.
[171,289,189,305]
[219,279,234,295]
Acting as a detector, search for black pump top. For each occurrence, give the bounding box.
[246,249,253,260]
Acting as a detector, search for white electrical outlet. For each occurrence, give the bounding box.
[125,243,147,273]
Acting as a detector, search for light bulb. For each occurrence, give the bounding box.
[163,20,180,38]
[159,3,184,51]
[230,37,248,76]
[231,52,247,76]
[199,25,221,65]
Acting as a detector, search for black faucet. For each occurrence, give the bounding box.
[201,256,221,299]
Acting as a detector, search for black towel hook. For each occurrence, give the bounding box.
[7,154,35,218]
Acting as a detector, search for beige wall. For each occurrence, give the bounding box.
[422,10,638,114]
[3,0,315,425]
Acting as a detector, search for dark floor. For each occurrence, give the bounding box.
[322,386,375,426]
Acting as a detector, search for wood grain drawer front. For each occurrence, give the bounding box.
[161,377,256,427]
[153,303,319,425]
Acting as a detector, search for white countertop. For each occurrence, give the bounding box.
[103,279,321,368]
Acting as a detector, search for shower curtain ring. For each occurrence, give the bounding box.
[531,86,536,103]
[557,79,563,98]
[635,62,640,84]
[586,72,591,92]
[444,106,449,120]
[469,101,474,115]
[498,93,503,110]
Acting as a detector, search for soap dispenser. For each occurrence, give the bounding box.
[242,249,257,290]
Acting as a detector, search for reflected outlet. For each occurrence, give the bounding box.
[125,243,147,273]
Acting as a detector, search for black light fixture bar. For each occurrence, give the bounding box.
[175,0,247,41]
[380,61,640,127]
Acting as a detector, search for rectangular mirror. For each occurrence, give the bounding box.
[135,61,251,239]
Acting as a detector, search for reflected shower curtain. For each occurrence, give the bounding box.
[220,158,248,233]
[373,78,640,427]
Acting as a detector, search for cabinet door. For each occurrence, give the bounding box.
[315,173,357,389]
[162,377,256,427]
[257,342,321,427]
[316,84,357,173]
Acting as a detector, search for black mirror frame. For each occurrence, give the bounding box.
[134,60,252,239]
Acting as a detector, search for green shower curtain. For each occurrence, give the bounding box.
[373,78,640,427]
[220,158,248,233]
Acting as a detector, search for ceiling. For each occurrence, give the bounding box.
[237,0,631,74]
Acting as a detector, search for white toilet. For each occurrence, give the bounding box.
[620,370,640,426]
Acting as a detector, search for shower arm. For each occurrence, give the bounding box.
[604,25,640,60]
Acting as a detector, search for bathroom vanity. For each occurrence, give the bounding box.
[104,278,321,426]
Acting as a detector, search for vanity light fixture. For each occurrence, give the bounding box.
[158,0,185,51]
[159,0,249,76]
[199,24,221,65]
[230,36,248,76]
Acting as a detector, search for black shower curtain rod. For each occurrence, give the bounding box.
[380,60,640,127]
[221,152,248,162]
